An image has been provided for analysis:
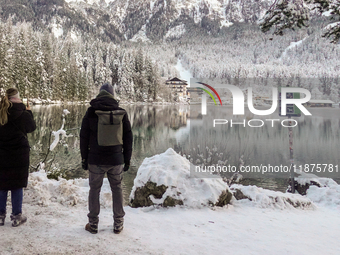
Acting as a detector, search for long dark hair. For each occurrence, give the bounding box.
[0,88,18,125]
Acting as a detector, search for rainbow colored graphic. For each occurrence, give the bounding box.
[196,82,222,106]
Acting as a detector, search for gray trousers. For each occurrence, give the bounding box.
[88,164,125,225]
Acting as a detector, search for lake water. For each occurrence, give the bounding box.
[28,104,340,201]
[28,104,187,202]
[187,105,340,177]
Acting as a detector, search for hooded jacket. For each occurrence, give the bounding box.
[0,103,36,190]
[80,91,133,166]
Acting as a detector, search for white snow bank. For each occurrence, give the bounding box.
[130,148,230,207]
[295,172,338,187]
[231,184,315,210]
[296,173,340,208]
[24,170,114,208]
[307,184,340,208]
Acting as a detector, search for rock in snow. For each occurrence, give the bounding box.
[130,148,232,208]
[230,184,315,210]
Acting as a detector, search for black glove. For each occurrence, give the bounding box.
[82,159,88,170]
[123,160,130,172]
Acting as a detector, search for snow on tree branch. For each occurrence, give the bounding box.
[50,109,72,151]
[258,0,310,36]
[259,0,340,43]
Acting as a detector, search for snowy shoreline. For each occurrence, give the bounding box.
[1,150,340,254]
[29,100,187,106]
[1,169,339,255]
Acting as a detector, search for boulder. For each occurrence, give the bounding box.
[294,173,338,195]
[231,188,252,201]
[294,180,321,196]
[129,148,232,208]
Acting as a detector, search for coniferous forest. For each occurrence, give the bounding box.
[0,18,169,102]
[1,14,340,103]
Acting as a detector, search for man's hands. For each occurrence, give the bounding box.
[82,159,88,170]
[124,160,130,172]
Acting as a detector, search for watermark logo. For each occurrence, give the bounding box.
[195,82,222,115]
[189,79,337,180]
[196,83,311,117]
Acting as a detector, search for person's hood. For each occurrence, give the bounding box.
[8,103,26,122]
[90,90,119,110]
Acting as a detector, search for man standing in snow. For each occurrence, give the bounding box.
[80,83,133,234]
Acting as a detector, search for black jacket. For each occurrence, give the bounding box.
[80,91,133,166]
[0,103,36,190]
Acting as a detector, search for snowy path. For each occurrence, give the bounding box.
[1,202,339,255]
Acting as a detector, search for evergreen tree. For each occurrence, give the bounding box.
[25,26,42,99]
[12,29,29,96]
[40,31,54,100]
[259,0,340,43]
[133,49,147,101]
[145,57,160,101]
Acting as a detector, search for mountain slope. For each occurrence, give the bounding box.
[0,0,274,41]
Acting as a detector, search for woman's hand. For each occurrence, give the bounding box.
[26,101,31,111]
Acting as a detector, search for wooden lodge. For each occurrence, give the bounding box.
[165,77,188,100]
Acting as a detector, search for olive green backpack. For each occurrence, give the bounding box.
[95,110,126,146]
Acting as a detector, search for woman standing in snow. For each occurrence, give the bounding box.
[0,88,36,227]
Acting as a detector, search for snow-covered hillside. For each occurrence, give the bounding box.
[65,0,274,40]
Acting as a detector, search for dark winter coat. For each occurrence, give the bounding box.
[0,103,36,190]
[80,91,133,166]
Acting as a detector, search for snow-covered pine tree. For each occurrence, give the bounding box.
[259,0,340,43]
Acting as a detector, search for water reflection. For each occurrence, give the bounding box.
[29,104,88,179]
[27,104,339,200]
[187,105,340,180]
[28,104,189,203]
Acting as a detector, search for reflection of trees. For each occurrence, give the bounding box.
[170,110,187,130]
[27,105,340,188]
[28,105,88,179]
[28,104,189,180]
[294,117,340,168]
[182,106,340,179]
[125,105,186,160]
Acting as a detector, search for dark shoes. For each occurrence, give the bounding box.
[85,220,124,234]
[11,213,27,227]
[113,225,123,234]
[0,214,27,227]
[85,223,98,234]
[113,219,124,234]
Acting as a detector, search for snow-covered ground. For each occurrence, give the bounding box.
[1,150,340,254]
[2,201,339,255]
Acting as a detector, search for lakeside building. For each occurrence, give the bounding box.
[306,100,335,107]
[165,77,188,101]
